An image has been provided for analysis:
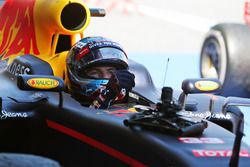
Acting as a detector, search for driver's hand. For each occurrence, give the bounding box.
[112,70,135,92]
[102,70,135,103]
[90,70,135,109]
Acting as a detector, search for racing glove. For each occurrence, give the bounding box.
[113,70,135,92]
[90,70,135,109]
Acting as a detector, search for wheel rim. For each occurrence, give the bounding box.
[200,31,227,84]
[201,38,220,78]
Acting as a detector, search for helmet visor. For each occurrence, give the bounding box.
[77,47,127,68]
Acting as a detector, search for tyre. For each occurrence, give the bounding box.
[200,23,250,97]
[0,153,61,167]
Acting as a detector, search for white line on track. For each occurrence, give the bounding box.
[138,5,218,33]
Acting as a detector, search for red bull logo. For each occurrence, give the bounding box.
[0,0,39,59]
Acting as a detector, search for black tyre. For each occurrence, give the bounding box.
[0,153,61,167]
[200,23,250,97]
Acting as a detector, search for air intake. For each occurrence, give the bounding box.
[61,3,87,31]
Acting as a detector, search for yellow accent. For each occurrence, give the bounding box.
[128,108,137,112]
[2,0,91,80]
[195,81,219,91]
[34,0,90,79]
[34,0,90,57]
[27,78,59,89]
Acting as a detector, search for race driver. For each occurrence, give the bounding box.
[66,36,135,109]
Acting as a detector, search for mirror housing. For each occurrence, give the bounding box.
[179,78,221,110]
[182,78,221,94]
[17,75,65,92]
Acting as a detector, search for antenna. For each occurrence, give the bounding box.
[162,58,170,87]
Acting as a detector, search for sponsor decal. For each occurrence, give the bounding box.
[195,81,219,91]
[108,109,137,117]
[97,108,137,116]
[27,78,59,89]
[180,111,231,120]
[76,46,90,61]
[0,1,39,59]
[129,92,139,100]
[7,62,31,76]
[88,41,121,49]
[0,110,28,120]
[179,137,224,144]
[192,150,250,157]
[75,41,86,49]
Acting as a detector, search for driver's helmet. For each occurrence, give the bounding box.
[66,36,128,103]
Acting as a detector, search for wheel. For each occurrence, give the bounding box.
[0,153,61,167]
[200,23,250,97]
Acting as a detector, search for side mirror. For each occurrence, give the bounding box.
[181,78,221,94]
[17,75,65,107]
[17,75,65,92]
[179,78,221,110]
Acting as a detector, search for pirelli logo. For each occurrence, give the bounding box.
[27,78,59,89]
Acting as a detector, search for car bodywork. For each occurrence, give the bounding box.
[0,0,250,167]
[0,0,92,81]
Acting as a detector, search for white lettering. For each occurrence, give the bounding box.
[0,110,28,120]
[7,62,31,76]
[179,137,202,144]
[193,150,250,157]
[23,67,30,74]
[180,137,224,144]
[185,111,231,120]
[200,138,224,144]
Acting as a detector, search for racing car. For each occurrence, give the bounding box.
[0,0,250,167]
